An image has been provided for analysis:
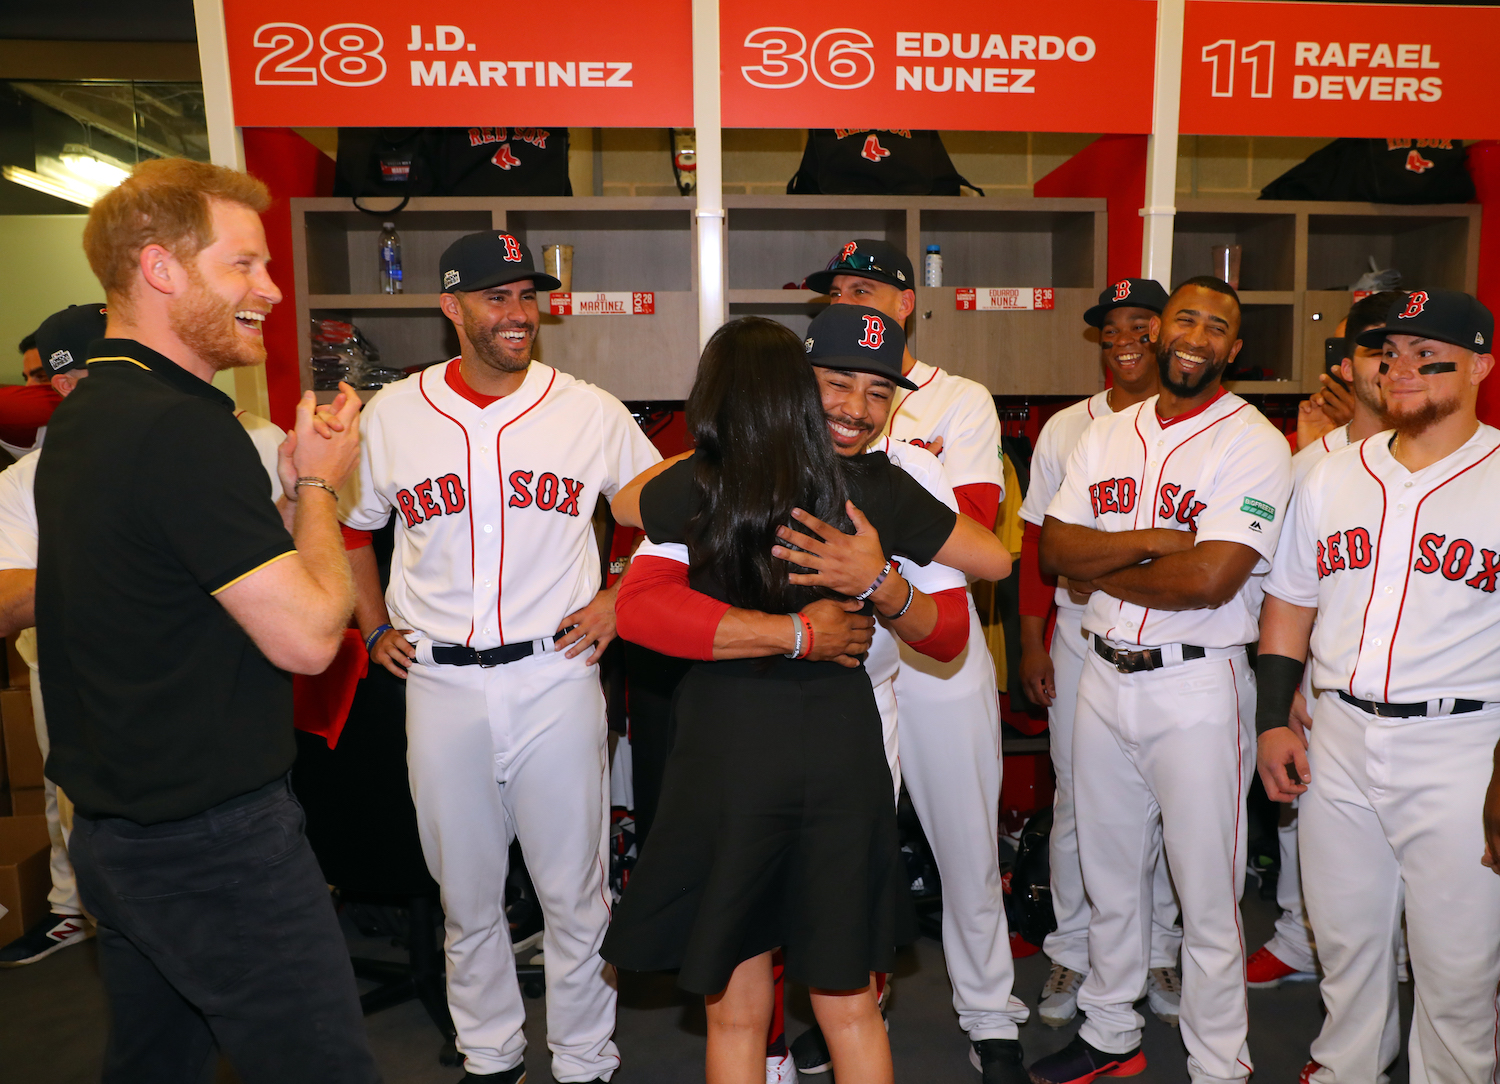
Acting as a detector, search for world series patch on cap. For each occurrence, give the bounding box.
[804,239,915,297]
[1083,279,1170,328]
[1355,289,1494,353]
[35,303,107,375]
[439,231,561,294]
[803,304,918,390]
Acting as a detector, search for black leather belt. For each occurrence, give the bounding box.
[431,627,576,668]
[1092,635,1207,674]
[1337,691,1486,718]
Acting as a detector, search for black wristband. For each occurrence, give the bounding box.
[1255,653,1305,735]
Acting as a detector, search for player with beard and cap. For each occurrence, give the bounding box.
[1243,289,1404,992]
[341,230,662,1084]
[1256,290,1500,1084]
[1017,279,1184,1029]
[1033,276,1292,1084]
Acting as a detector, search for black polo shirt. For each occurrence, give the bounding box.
[35,338,297,825]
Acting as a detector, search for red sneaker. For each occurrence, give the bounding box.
[1246,945,1318,988]
[1298,1060,1323,1084]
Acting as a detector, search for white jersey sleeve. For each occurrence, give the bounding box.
[1019,392,1110,528]
[1263,468,1322,610]
[0,451,40,571]
[339,383,399,533]
[886,362,1004,494]
[234,410,286,496]
[1042,421,1101,529]
[1191,421,1293,570]
[594,392,663,500]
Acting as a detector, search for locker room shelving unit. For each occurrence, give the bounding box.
[1170,199,1481,395]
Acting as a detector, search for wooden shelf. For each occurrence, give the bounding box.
[1237,291,1295,306]
[726,289,822,305]
[309,293,445,309]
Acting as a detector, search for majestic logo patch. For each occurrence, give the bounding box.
[1113,280,1131,302]
[1241,497,1276,521]
[443,269,461,289]
[1400,291,1429,319]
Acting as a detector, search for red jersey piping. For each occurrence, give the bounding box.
[493,368,557,645]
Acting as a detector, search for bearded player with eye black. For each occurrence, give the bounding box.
[799,240,1028,1078]
[1257,290,1500,1084]
[1017,279,1184,1029]
[1035,277,1292,1084]
[340,232,661,1084]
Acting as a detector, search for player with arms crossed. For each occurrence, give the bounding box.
[1244,289,1403,991]
[1034,277,1292,1084]
[797,240,1027,1077]
[1256,290,1500,1084]
[344,232,661,1084]
[1017,280,1183,1028]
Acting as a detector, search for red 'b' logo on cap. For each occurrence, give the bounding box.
[840,241,858,261]
[1400,291,1429,319]
[857,314,884,349]
[1113,281,1131,302]
[500,235,523,262]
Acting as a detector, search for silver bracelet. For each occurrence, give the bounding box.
[882,579,917,620]
[295,477,338,500]
[783,612,803,659]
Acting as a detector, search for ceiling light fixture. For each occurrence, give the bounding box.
[59,145,130,189]
[1,165,95,207]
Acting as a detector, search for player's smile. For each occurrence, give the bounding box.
[233,309,267,336]
[825,411,873,451]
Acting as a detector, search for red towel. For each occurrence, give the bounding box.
[293,629,369,750]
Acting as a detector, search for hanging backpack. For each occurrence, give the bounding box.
[787,129,983,196]
[1259,138,1473,204]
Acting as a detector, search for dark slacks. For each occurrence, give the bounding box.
[69,778,381,1084]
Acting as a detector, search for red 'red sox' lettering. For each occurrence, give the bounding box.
[1389,531,1499,595]
[508,470,586,517]
[1089,477,1138,516]
[396,475,469,528]
[1157,483,1207,532]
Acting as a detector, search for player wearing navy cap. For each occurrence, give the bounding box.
[1018,279,1184,1028]
[1258,289,1500,1084]
[342,231,658,1083]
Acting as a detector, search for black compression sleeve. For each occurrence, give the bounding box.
[1255,653,1305,735]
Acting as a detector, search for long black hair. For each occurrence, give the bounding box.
[684,317,853,613]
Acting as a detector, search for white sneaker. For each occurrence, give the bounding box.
[1038,962,1085,1027]
[1147,967,1181,1027]
[766,1053,797,1083]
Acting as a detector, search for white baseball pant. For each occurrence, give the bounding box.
[893,602,1030,1040]
[1302,694,1500,1084]
[1073,646,1255,1083]
[406,646,619,1082]
[1042,609,1181,975]
[29,664,81,916]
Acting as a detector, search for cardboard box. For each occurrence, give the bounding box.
[10,787,43,816]
[0,815,51,944]
[0,689,40,790]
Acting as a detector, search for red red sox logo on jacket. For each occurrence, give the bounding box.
[1315,527,1500,593]
[393,470,585,528]
[1088,477,1208,532]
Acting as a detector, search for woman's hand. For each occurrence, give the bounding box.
[772,502,887,597]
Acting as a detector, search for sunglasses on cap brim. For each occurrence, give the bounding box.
[827,252,894,277]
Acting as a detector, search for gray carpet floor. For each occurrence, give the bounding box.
[0,886,1411,1083]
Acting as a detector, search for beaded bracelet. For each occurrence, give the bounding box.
[853,559,893,602]
[784,613,804,659]
[882,579,917,621]
[365,624,393,654]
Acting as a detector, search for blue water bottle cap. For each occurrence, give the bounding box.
[926,244,940,253]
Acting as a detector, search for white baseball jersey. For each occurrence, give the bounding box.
[340,360,661,648]
[1045,390,1292,649]
[1265,424,1500,704]
[1292,424,1350,489]
[884,359,1004,496]
[235,409,286,488]
[1020,390,1112,612]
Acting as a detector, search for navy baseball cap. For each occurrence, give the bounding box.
[803,305,917,390]
[35,303,107,375]
[439,232,561,294]
[805,239,915,296]
[1084,279,1170,328]
[1355,289,1494,353]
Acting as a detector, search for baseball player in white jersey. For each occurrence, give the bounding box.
[0,302,290,967]
[342,232,660,1084]
[1017,279,1183,1028]
[1034,278,1292,1084]
[1257,290,1500,1084]
[793,240,1029,1078]
[1246,290,1402,991]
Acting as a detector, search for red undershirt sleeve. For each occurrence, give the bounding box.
[903,586,970,663]
[954,482,1001,531]
[1019,522,1056,619]
[341,525,374,550]
[615,555,730,662]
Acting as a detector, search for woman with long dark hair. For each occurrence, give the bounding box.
[601,316,1007,1084]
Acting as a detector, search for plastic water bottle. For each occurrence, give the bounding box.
[924,244,942,287]
[378,222,403,295]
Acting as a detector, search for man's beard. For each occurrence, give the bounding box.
[1350,368,1384,415]
[463,307,533,374]
[1384,393,1460,438]
[168,265,264,371]
[1155,339,1228,397]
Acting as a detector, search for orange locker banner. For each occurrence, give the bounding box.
[719,0,1157,132]
[1180,1,1500,138]
[224,2,694,127]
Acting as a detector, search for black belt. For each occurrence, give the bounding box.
[431,627,576,668]
[1092,635,1207,674]
[1337,691,1486,718]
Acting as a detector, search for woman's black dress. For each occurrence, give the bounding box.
[600,452,957,995]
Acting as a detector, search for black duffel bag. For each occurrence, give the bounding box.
[1259,138,1473,204]
[334,127,571,214]
[787,129,983,196]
